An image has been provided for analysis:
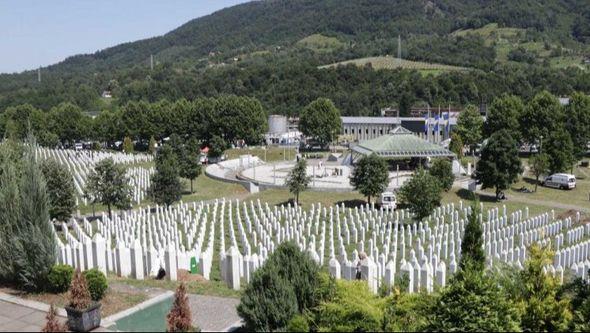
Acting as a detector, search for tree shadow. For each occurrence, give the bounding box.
[455,189,498,203]
[521,177,538,186]
[335,199,367,208]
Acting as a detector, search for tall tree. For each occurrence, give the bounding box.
[85,158,132,219]
[0,141,21,283]
[476,130,522,200]
[545,127,575,174]
[48,102,91,146]
[429,158,454,192]
[529,153,549,192]
[213,95,268,145]
[285,159,311,204]
[14,138,57,291]
[299,98,342,147]
[449,132,464,158]
[350,154,389,204]
[40,159,76,221]
[564,92,590,162]
[398,167,442,220]
[460,201,485,272]
[484,94,524,141]
[520,91,563,146]
[455,105,483,154]
[150,145,182,207]
[179,138,202,194]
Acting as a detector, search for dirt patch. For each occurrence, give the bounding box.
[178,269,206,282]
[556,209,589,225]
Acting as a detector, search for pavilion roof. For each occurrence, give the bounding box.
[351,126,455,159]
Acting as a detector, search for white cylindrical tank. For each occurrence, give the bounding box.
[268,115,288,134]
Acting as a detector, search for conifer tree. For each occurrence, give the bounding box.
[285,158,311,204]
[460,201,485,272]
[167,283,193,332]
[14,138,56,291]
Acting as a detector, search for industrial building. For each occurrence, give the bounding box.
[341,115,458,144]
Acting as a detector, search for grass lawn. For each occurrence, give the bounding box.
[78,174,247,215]
[441,187,571,218]
[110,275,241,298]
[225,146,298,162]
[246,188,365,210]
[0,285,148,317]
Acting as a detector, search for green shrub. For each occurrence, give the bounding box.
[237,265,298,331]
[264,242,321,312]
[47,264,73,293]
[83,269,108,301]
[313,280,385,332]
[287,314,310,332]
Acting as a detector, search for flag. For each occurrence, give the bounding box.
[424,112,428,134]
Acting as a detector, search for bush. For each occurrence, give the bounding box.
[83,269,108,301]
[69,270,92,310]
[313,280,385,332]
[237,265,299,331]
[429,158,454,192]
[167,283,192,332]
[264,242,321,312]
[287,314,309,332]
[47,264,74,293]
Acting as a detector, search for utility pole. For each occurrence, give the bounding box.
[150,54,154,70]
[397,35,402,66]
[37,67,41,83]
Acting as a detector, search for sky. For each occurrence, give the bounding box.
[0,0,251,74]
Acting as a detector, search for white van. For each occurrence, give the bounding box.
[542,173,576,190]
[74,142,83,151]
[378,192,397,210]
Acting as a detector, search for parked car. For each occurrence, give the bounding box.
[377,191,397,210]
[541,173,576,190]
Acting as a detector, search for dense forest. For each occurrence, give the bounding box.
[0,0,589,116]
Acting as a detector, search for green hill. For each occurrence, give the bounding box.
[0,0,589,114]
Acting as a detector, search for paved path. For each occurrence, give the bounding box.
[188,294,241,332]
[0,296,110,332]
[0,300,64,332]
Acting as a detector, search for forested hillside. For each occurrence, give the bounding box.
[0,0,589,115]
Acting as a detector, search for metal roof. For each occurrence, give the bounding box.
[352,126,455,158]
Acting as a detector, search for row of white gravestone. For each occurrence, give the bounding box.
[36,147,153,205]
[53,197,590,293]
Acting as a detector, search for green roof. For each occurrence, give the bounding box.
[352,126,455,158]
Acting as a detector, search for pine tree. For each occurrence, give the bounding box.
[519,245,572,331]
[0,142,21,283]
[285,159,311,204]
[460,201,485,272]
[14,138,56,291]
[68,270,92,310]
[167,283,193,332]
[42,303,67,332]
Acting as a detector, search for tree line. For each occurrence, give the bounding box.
[0,95,268,149]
